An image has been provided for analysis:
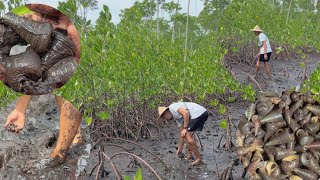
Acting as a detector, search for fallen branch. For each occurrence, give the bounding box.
[241,71,263,92]
[108,152,162,180]
[219,158,238,180]
[99,136,169,171]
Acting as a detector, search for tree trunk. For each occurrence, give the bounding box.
[286,0,293,26]
[172,0,179,44]
[280,0,284,13]
[157,0,160,40]
[182,0,190,98]
[183,0,190,64]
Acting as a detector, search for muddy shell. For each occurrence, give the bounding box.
[41,30,76,72]
[4,47,42,93]
[24,56,78,95]
[238,90,320,179]
[293,168,319,180]
[300,152,320,176]
[1,12,53,53]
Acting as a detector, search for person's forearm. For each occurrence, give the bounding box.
[264,42,267,55]
[183,112,189,128]
[15,95,32,113]
[178,127,184,150]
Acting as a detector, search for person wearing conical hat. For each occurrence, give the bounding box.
[251,25,272,79]
[158,102,208,166]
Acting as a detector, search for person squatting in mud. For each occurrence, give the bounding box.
[158,102,208,166]
[251,25,272,79]
[2,4,83,170]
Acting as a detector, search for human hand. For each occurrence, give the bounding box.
[256,54,260,59]
[4,109,26,133]
[181,128,187,137]
[264,54,268,60]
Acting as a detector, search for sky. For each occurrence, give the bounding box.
[28,0,204,24]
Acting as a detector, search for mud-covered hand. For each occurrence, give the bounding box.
[4,109,26,133]
[181,128,187,137]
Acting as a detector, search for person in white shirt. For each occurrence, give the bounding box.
[158,102,208,166]
[251,25,272,79]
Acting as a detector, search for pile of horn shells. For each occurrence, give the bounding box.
[237,90,320,180]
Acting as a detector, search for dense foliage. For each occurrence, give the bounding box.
[0,0,319,127]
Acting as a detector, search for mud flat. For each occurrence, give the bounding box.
[0,94,90,180]
[77,56,320,180]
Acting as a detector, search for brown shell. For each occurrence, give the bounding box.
[257,100,274,117]
[238,118,254,136]
[4,47,42,94]
[41,30,76,72]
[1,12,53,53]
[307,105,320,116]
[281,155,299,174]
[293,168,318,180]
[304,122,320,135]
[265,129,294,146]
[289,99,304,115]
[304,141,320,150]
[300,152,320,176]
[274,147,296,160]
[260,110,284,124]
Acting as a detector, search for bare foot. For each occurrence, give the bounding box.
[191,158,203,166]
[4,109,26,133]
[49,149,67,167]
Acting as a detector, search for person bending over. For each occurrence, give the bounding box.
[158,102,208,166]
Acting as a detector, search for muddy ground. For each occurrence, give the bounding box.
[78,55,319,180]
[0,94,90,180]
[0,55,319,179]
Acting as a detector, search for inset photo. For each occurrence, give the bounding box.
[0,4,81,95]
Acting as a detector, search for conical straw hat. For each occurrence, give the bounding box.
[250,25,263,32]
[158,106,169,118]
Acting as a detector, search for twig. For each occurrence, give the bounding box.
[108,152,163,180]
[217,134,224,148]
[226,115,232,152]
[219,159,237,180]
[213,141,220,180]
[241,71,263,92]
[101,152,122,180]
[100,136,169,171]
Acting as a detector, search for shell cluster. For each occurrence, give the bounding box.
[0,12,77,95]
[237,90,320,180]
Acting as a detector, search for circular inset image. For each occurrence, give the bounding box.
[0,4,81,95]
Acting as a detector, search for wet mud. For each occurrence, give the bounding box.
[230,55,320,93]
[78,55,319,180]
[0,94,90,180]
[0,12,78,95]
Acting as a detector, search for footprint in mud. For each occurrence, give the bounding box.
[20,157,67,175]
[44,132,58,148]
